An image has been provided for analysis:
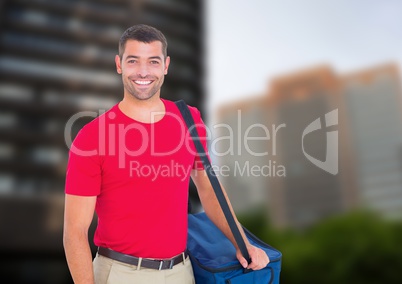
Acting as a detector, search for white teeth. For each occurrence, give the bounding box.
[134,80,152,85]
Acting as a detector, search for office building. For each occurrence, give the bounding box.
[217,63,402,229]
[342,64,402,220]
[267,66,355,228]
[215,96,274,212]
[216,66,359,228]
[0,0,204,282]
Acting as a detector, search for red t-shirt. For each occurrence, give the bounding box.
[65,99,208,258]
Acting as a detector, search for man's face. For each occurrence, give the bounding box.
[115,40,170,101]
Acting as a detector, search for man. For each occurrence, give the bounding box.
[63,24,268,284]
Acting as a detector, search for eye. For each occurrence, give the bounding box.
[150,60,160,65]
[128,60,137,64]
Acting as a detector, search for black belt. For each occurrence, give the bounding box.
[97,247,188,270]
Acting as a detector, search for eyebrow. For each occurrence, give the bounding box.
[125,55,163,61]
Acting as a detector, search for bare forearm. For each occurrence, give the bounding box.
[64,232,94,284]
[192,171,269,270]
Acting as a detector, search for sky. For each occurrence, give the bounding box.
[206,0,402,116]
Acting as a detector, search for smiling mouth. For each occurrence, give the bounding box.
[133,80,152,86]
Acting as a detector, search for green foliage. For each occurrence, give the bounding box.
[238,210,402,284]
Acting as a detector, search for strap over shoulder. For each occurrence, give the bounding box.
[175,100,251,266]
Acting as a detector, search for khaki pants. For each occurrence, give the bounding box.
[93,253,195,284]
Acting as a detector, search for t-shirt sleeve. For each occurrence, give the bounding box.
[65,124,102,196]
[189,106,210,170]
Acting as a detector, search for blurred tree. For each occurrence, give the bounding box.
[239,210,402,284]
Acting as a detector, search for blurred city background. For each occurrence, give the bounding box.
[0,0,401,283]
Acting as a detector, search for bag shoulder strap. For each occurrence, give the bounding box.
[175,100,251,264]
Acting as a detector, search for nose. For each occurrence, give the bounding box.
[137,62,149,78]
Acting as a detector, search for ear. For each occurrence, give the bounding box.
[164,56,171,75]
[115,55,122,74]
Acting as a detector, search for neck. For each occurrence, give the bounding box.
[119,93,165,123]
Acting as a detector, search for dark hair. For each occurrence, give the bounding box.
[119,24,168,59]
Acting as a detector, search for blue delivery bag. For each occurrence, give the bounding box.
[188,212,282,284]
[176,100,282,283]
